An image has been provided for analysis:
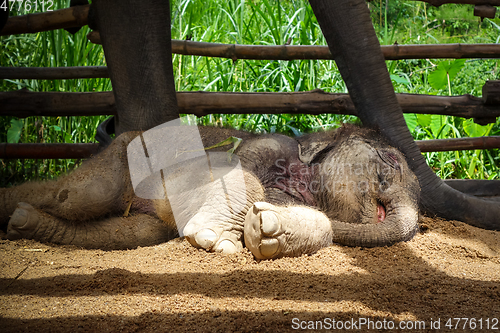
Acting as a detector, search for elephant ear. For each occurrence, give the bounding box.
[297,135,332,165]
[297,125,356,164]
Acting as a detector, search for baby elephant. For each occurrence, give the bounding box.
[0,124,419,259]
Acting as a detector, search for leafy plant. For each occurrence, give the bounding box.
[7,119,23,143]
[463,119,493,138]
[428,59,466,95]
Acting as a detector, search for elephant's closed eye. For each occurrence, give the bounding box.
[376,149,404,182]
[376,149,401,171]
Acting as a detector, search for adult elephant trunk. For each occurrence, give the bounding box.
[92,0,179,135]
[309,0,500,230]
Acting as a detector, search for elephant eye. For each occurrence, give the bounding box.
[376,149,400,171]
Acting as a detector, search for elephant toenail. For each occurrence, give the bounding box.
[194,228,218,249]
[17,202,33,210]
[260,238,279,258]
[260,211,280,236]
[215,239,237,254]
[182,223,196,237]
[9,208,28,227]
[10,203,39,230]
[253,202,273,212]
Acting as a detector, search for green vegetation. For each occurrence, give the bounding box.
[1,0,499,185]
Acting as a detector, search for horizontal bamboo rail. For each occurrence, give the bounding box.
[92,36,500,61]
[2,137,500,159]
[2,0,500,36]
[0,66,108,79]
[416,136,500,152]
[1,89,498,120]
[416,0,500,6]
[0,5,89,35]
[0,143,99,159]
[3,10,500,61]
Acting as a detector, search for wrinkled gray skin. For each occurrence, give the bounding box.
[0,125,419,259]
[85,0,497,261]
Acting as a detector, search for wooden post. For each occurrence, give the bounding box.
[482,80,500,105]
[473,5,497,18]
[477,80,500,125]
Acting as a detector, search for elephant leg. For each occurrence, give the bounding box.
[6,202,174,250]
[182,170,265,254]
[0,132,136,226]
[244,202,333,259]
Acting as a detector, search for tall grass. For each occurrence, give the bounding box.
[1,0,110,184]
[1,0,499,186]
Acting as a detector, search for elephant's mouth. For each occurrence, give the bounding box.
[377,202,386,223]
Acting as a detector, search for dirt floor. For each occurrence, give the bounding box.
[0,216,499,333]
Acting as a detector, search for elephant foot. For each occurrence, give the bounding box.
[6,202,39,240]
[244,202,333,259]
[183,212,244,254]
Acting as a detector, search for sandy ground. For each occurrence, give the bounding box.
[0,216,499,333]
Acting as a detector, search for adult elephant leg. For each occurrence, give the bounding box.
[92,0,179,135]
[309,0,500,230]
[6,202,174,250]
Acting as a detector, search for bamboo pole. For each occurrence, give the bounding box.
[0,66,108,79]
[6,42,500,79]
[417,136,500,152]
[0,5,89,35]
[3,8,500,61]
[86,33,500,61]
[1,89,498,120]
[473,5,497,18]
[3,1,500,36]
[415,0,500,6]
[0,143,99,159]
[0,90,115,117]
[1,137,499,159]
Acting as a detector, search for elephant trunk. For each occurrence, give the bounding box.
[309,0,500,230]
[330,185,419,247]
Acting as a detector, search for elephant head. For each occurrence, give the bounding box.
[309,0,500,230]
[298,126,419,247]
